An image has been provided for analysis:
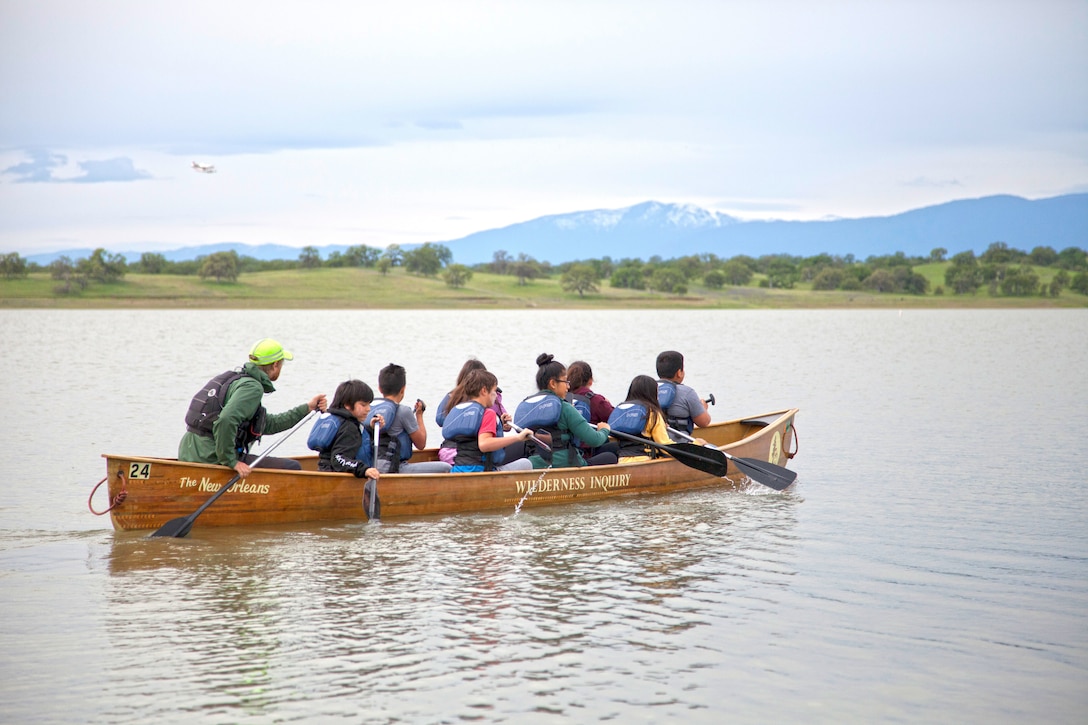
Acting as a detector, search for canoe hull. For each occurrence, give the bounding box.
[102,409,798,531]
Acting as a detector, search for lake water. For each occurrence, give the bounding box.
[1,309,1086,723]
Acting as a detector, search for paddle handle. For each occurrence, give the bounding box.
[668,426,731,458]
[667,426,710,447]
[509,423,551,452]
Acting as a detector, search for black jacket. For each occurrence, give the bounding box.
[317,407,369,475]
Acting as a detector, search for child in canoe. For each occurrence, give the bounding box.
[440,369,535,472]
[315,379,380,481]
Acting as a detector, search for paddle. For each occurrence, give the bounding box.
[667,426,797,491]
[608,429,730,477]
[363,422,380,520]
[509,422,552,452]
[150,410,317,538]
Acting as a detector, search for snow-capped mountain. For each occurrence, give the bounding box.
[443,194,1087,265]
[547,201,738,232]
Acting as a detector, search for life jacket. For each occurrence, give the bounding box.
[307,413,343,451]
[657,379,693,434]
[514,393,574,463]
[440,401,506,471]
[567,391,594,448]
[569,392,593,422]
[184,369,266,456]
[608,402,649,434]
[309,412,374,467]
[608,402,658,458]
[435,392,453,426]
[365,398,413,471]
[437,391,502,427]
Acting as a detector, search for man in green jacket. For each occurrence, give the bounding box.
[178,338,327,476]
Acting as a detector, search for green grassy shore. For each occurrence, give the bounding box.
[2,265,1085,309]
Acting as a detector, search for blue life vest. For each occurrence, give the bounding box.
[307,413,342,451]
[514,393,575,463]
[435,392,452,426]
[569,393,592,423]
[310,412,374,468]
[356,428,373,466]
[608,401,659,458]
[657,379,693,434]
[608,402,649,434]
[567,392,594,448]
[365,399,413,464]
[656,380,677,410]
[514,394,562,429]
[441,401,485,438]
[441,401,506,469]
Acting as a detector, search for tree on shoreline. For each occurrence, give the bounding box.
[1,252,27,279]
[199,251,240,282]
[403,243,452,277]
[299,246,321,269]
[443,263,473,288]
[560,264,599,297]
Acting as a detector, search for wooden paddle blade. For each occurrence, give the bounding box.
[664,442,731,477]
[730,456,797,491]
[149,516,194,538]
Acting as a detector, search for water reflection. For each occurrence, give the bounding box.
[101,490,799,721]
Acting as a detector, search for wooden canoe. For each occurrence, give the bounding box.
[100,408,799,531]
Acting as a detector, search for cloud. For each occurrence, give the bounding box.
[68,157,152,183]
[2,149,68,182]
[1,151,151,183]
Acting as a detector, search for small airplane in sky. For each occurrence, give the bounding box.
[191,161,216,174]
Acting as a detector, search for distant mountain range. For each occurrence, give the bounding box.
[23,193,1088,267]
[443,194,1087,265]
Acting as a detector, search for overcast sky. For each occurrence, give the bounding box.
[1,0,1085,256]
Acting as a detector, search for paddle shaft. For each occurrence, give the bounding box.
[150,409,317,538]
[508,423,552,452]
[366,422,381,520]
[607,428,729,477]
[667,426,796,491]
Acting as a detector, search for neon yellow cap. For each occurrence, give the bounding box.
[249,338,294,365]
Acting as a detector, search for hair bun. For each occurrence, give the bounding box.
[535,353,554,367]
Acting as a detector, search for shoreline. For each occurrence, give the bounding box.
[3,297,1084,310]
[2,267,1085,309]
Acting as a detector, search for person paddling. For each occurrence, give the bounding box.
[314,379,381,481]
[655,350,712,434]
[178,338,326,477]
[442,369,535,472]
[514,353,616,469]
[611,375,705,462]
[566,360,620,461]
[366,363,451,474]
